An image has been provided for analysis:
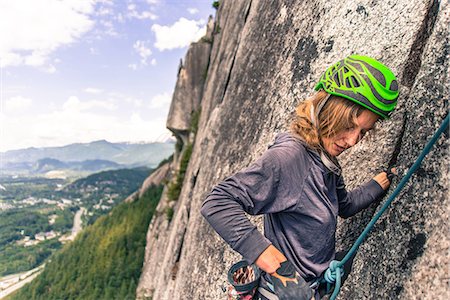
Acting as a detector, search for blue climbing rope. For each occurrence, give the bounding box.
[324,114,449,300]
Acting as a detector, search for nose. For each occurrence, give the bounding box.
[344,130,361,147]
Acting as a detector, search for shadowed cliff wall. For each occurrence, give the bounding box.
[137,1,448,299]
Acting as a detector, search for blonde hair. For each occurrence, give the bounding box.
[290,90,366,150]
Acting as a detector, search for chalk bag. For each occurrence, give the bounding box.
[227,260,261,300]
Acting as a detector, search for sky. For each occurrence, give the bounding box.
[0,0,216,152]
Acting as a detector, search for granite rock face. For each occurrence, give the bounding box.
[137,1,448,299]
[166,16,214,148]
[124,162,171,204]
[136,15,214,300]
[138,163,171,198]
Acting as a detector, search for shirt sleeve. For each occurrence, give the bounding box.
[200,147,298,263]
[337,176,385,218]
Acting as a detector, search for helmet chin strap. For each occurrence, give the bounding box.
[310,93,342,176]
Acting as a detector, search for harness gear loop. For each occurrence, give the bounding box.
[325,113,449,300]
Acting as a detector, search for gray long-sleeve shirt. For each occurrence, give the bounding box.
[201,132,384,281]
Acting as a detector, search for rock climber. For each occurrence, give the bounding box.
[201,55,399,300]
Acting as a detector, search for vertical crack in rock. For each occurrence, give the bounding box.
[243,0,252,23]
[388,112,408,168]
[190,168,200,191]
[402,0,440,87]
[220,1,252,104]
[171,228,187,280]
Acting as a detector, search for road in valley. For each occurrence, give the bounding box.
[0,265,44,299]
[71,207,86,239]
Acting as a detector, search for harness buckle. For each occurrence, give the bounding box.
[309,280,320,289]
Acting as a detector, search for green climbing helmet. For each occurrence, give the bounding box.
[314,54,399,119]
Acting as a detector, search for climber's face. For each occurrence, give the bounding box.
[322,109,379,157]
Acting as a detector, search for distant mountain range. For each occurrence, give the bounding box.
[1,140,174,175]
[30,158,122,173]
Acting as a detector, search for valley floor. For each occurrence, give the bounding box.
[0,207,85,299]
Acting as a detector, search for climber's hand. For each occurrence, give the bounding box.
[373,167,397,190]
[255,244,287,274]
[269,261,314,300]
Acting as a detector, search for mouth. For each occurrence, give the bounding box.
[334,143,346,153]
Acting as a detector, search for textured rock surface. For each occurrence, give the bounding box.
[166,17,214,147]
[336,1,449,299]
[137,1,448,299]
[138,163,171,198]
[136,16,214,300]
[124,162,171,204]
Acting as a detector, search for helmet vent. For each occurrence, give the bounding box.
[333,73,341,86]
[350,76,360,87]
[390,80,398,91]
[345,77,351,88]
[365,63,386,86]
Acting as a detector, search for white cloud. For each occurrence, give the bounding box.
[125,97,143,107]
[133,40,152,65]
[62,96,117,112]
[99,19,118,36]
[0,90,174,151]
[45,64,57,74]
[188,8,199,14]
[62,96,81,111]
[0,0,96,69]
[1,106,170,151]
[3,96,33,112]
[89,47,99,55]
[152,18,207,51]
[116,13,125,23]
[24,51,48,67]
[127,3,158,20]
[134,11,158,20]
[97,6,113,16]
[128,63,138,71]
[149,92,171,109]
[84,88,103,94]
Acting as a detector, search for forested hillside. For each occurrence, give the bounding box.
[61,167,152,224]
[9,184,163,300]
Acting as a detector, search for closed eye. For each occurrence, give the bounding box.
[361,127,374,137]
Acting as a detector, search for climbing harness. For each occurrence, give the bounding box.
[322,114,449,300]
